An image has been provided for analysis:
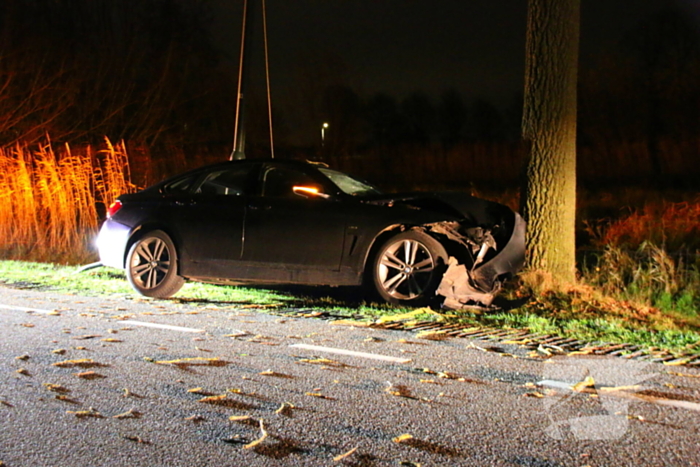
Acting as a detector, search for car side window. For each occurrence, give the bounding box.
[261,167,316,198]
[162,175,198,194]
[196,167,254,196]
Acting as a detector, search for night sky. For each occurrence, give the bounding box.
[206,0,699,145]
[209,0,696,101]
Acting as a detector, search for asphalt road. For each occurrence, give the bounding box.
[1,284,699,467]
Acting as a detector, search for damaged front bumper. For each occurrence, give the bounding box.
[434,213,526,309]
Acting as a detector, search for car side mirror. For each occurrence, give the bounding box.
[292,185,330,199]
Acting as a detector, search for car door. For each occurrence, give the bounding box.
[241,164,346,271]
[166,164,258,277]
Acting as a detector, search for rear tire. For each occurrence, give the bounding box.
[126,230,184,298]
[372,230,447,306]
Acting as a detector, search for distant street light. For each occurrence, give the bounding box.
[321,122,329,147]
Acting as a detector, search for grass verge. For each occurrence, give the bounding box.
[1,259,699,355]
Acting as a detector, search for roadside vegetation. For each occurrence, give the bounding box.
[0,140,698,354]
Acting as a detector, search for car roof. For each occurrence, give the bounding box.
[155,158,329,187]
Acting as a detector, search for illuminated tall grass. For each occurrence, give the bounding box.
[0,138,134,263]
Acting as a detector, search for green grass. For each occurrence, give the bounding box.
[1,260,699,354]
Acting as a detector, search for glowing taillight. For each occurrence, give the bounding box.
[106,200,123,218]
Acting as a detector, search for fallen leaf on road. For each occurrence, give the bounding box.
[419,379,439,384]
[121,435,148,443]
[305,392,335,400]
[113,409,141,419]
[16,368,29,375]
[74,371,105,379]
[51,349,66,355]
[223,331,250,338]
[259,370,292,378]
[1,400,14,407]
[72,335,102,340]
[52,359,102,368]
[229,415,251,421]
[524,391,545,398]
[199,394,227,403]
[55,395,79,403]
[385,383,418,400]
[21,323,35,328]
[243,419,268,449]
[333,446,358,461]
[415,330,448,341]
[44,383,70,393]
[572,376,596,392]
[599,385,641,392]
[437,372,458,380]
[15,354,30,361]
[67,408,102,418]
[187,387,207,394]
[155,357,226,367]
[298,358,349,368]
[101,338,122,343]
[185,415,205,422]
[393,434,414,443]
[275,402,295,415]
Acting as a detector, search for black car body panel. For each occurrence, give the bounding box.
[96,159,525,305]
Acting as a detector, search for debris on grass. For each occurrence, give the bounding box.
[378,308,445,325]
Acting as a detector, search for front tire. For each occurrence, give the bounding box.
[126,230,185,298]
[372,230,447,306]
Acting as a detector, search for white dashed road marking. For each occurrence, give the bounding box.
[290,343,412,363]
[0,304,57,315]
[120,320,205,333]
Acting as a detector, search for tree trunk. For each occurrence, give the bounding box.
[522,0,580,284]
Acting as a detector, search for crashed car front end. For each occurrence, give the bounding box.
[377,192,526,308]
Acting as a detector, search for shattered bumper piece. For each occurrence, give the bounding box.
[438,213,526,309]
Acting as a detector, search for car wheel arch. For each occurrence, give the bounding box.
[123,224,182,270]
[362,224,435,282]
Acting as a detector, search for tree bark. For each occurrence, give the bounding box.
[522,0,580,283]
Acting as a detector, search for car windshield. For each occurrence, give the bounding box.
[319,168,382,197]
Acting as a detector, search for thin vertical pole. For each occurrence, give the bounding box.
[262,0,274,158]
[231,0,249,160]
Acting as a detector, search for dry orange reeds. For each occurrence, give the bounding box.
[0,137,135,263]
